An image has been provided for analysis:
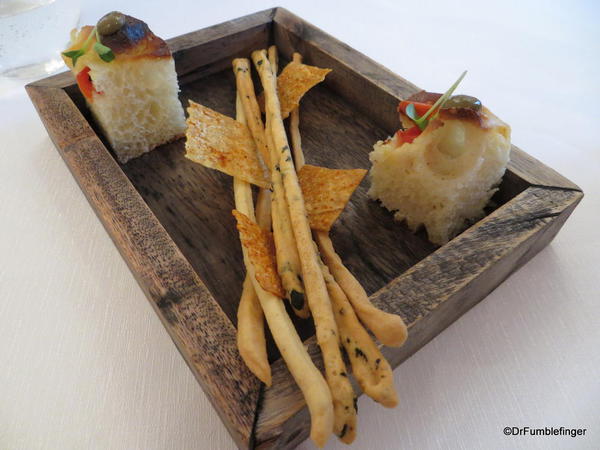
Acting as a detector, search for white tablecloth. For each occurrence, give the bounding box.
[1,1,598,449]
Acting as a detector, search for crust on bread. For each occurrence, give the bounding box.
[100,15,170,59]
[400,90,504,131]
[63,15,170,72]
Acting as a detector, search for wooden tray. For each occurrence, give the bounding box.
[26,7,583,449]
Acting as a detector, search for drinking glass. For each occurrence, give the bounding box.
[0,0,80,79]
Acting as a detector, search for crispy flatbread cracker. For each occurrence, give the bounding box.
[233,210,285,298]
[185,101,270,188]
[258,62,331,119]
[299,165,367,232]
[309,211,342,233]
[278,62,331,119]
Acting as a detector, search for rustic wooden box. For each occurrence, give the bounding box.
[26,7,582,449]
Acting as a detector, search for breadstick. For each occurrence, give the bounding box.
[321,261,398,408]
[285,53,406,346]
[268,45,278,74]
[233,94,333,447]
[234,94,271,386]
[316,231,408,347]
[233,184,333,447]
[236,275,270,385]
[285,76,408,346]
[254,188,271,230]
[252,49,356,440]
[233,58,308,318]
[284,61,407,344]
[289,52,305,169]
[266,48,309,318]
[286,54,398,406]
[232,59,271,168]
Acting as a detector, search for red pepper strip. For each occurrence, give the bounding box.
[395,126,422,145]
[397,101,433,117]
[76,66,97,101]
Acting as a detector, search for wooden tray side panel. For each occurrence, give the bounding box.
[376,187,582,362]
[169,8,274,69]
[375,187,582,325]
[26,85,261,449]
[507,146,581,191]
[171,15,273,84]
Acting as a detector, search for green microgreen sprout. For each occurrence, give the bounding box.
[62,26,115,67]
[404,103,418,122]
[94,28,115,62]
[405,70,467,131]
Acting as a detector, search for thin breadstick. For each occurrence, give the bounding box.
[255,188,271,230]
[286,53,405,347]
[286,54,399,407]
[233,186,334,447]
[284,66,407,345]
[271,168,309,317]
[233,94,333,447]
[233,57,309,318]
[232,59,271,168]
[236,275,271,385]
[321,261,398,408]
[266,48,310,318]
[268,45,278,74]
[234,94,271,386]
[289,52,305,169]
[252,49,356,440]
[316,231,408,347]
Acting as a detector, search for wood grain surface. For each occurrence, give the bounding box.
[26,7,583,449]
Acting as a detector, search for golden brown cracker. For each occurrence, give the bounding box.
[258,62,331,118]
[233,210,285,298]
[278,62,331,119]
[185,101,270,188]
[309,211,343,233]
[298,165,367,231]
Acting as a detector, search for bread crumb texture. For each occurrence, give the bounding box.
[368,112,510,245]
[87,57,186,163]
